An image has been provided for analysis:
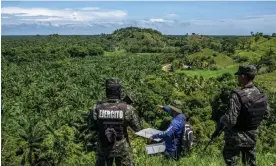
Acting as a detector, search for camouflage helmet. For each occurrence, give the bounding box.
[105,77,121,99]
[105,77,121,86]
[234,65,257,76]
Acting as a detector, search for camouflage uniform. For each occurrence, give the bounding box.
[91,78,142,166]
[220,65,270,166]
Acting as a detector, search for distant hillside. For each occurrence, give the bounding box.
[111,27,167,53]
[234,36,276,63]
[112,27,163,40]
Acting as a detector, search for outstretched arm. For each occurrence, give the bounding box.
[151,120,179,139]
[158,105,173,115]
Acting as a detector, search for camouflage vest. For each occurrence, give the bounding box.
[232,88,268,131]
[96,101,127,146]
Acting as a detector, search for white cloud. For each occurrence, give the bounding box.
[149,18,168,23]
[80,7,100,11]
[2,7,68,17]
[1,7,127,24]
[21,17,64,22]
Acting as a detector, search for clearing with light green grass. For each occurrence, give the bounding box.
[177,65,238,78]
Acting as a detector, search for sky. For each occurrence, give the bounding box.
[1,1,276,35]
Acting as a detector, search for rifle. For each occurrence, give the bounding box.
[203,123,225,152]
[122,94,134,104]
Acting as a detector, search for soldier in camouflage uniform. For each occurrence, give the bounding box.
[220,65,270,166]
[91,78,142,166]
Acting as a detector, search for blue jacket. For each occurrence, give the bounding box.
[152,106,186,152]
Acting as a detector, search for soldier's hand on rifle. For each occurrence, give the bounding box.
[211,130,219,138]
[211,122,225,138]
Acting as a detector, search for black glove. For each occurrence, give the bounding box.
[105,128,117,144]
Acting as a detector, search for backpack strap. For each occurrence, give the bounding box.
[95,101,104,112]
[254,86,267,101]
[184,124,193,141]
[231,89,249,105]
[118,102,127,110]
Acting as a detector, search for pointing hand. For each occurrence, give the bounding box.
[157,105,163,110]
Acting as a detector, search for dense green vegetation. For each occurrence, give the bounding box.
[2,27,276,165]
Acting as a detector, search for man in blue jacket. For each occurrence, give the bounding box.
[149,100,186,161]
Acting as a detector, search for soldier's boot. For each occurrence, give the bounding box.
[95,154,114,166]
[223,145,240,166]
[95,156,106,166]
[114,153,135,166]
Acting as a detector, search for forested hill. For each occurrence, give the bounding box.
[1,27,276,165]
[111,27,166,52]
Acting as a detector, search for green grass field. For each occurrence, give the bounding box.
[235,50,263,62]
[104,50,128,56]
[236,37,276,62]
[188,48,233,68]
[177,67,276,93]
[214,54,234,68]
[255,71,276,92]
[177,65,238,78]
[255,37,276,52]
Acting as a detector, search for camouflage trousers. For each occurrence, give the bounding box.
[95,139,135,166]
[223,142,256,166]
[95,153,134,166]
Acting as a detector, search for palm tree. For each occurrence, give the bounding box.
[16,117,47,166]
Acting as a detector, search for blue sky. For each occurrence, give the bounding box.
[2,1,276,35]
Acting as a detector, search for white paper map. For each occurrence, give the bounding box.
[146,142,166,154]
[135,128,163,142]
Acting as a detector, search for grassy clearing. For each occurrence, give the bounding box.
[188,48,233,68]
[214,54,234,68]
[177,65,238,78]
[177,66,276,91]
[104,50,128,56]
[235,50,264,62]
[135,53,163,56]
[235,38,276,62]
[255,71,276,92]
[256,37,276,52]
